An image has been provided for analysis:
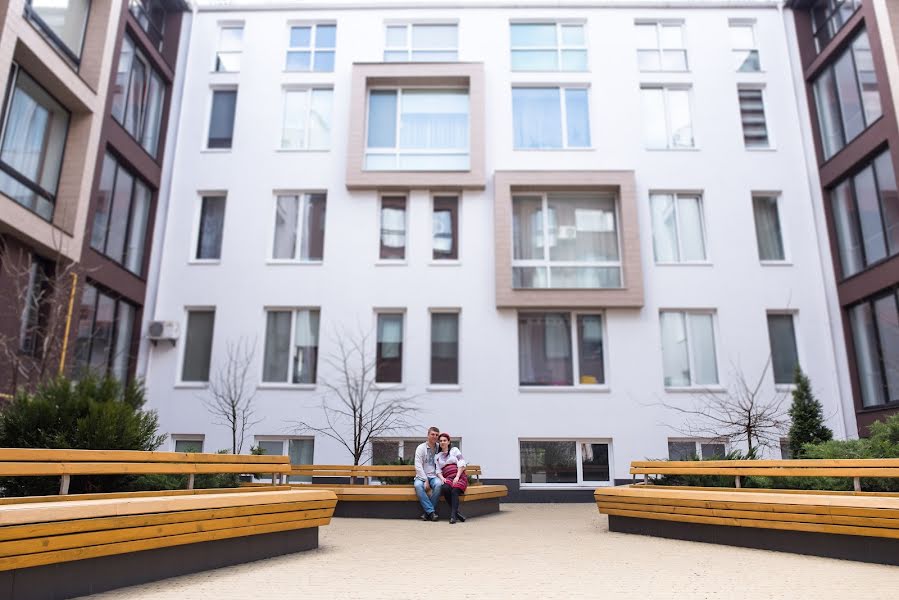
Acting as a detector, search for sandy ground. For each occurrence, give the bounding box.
[84,503,897,600]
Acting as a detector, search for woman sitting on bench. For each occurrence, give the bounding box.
[436,432,468,524]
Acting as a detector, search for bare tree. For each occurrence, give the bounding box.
[202,337,261,454]
[659,360,789,454]
[294,327,420,465]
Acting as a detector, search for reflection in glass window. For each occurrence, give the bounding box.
[519,440,610,484]
[385,23,457,62]
[27,0,90,61]
[636,21,687,71]
[512,87,590,149]
[510,22,587,71]
[286,24,336,72]
[281,88,332,150]
[641,86,694,149]
[111,36,166,157]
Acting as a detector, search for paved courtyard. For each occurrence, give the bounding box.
[85,504,896,600]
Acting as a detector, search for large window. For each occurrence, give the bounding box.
[850,291,899,408]
[262,309,320,384]
[286,23,336,72]
[811,0,863,53]
[650,193,707,263]
[519,440,610,485]
[512,193,620,289]
[0,65,70,221]
[173,437,204,453]
[272,193,326,262]
[753,194,786,262]
[73,283,136,382]
[365,89,469,170]
[207,89,237,149]
[729,20,760,72]
[641,86,694,149]
[767,313,799,385]
[431,311,459,385]
[281,88,332,150]
[376,312,404,383]
[512,87,590,149]
[668,439,725,460]
[813,30,882,160]
[18,255,50,356]
[380,196,406,260]
[738,88,770,149]
[385,23,457,62]
[432,195,458,260]
[518,313,604,386]
[111,36,165,157]
[90,153,152,276]
[830,150,898,278]
[372,438,428,464]
[215,25,243,72]
[635,21,687,72]
[196,194,226,261]
[181,309,215,383]
[26,0,90,62]
[660,311,719,387]
[130,0,167,51]
[510,22,587,72]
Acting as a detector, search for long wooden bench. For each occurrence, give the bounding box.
[0,449,334,600]
[270,464,507,519]
[595,459,899,565]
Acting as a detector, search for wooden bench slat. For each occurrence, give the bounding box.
[0,448,290,464]
[631,459,899,469]
[631,466,899,477]
[0,462,292,477]
[0,486,294,506]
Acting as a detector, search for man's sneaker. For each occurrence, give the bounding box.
[429,512,439,522]
[420,513,429,521]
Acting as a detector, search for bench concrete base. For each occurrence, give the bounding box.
[608,516,899,566]
[334,497,501,519]
[0,528,319,600]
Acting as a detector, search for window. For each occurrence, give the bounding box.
[376,312,404,383]
[73,283,136,382]
[635,21,687,71]
[432,195,458,260]
[431,312,459,385]
[19,255,50,356]
[272,193,326,262]
[512,193,620,289]
[111,35,165,157]
[196,195,226,260]
[779,438,793,459]
[739,88,770,148]
[813,30,882,160]
[286,24,335,72]
[518,313,604,386]
[811,0,863,53]
[660,311,718,387]
[385,23,457,62]
[281,88,332,150]
[207,89,237,149]
[510,22,587,71]
[768,313,799,385]
[90,153,152,276]
[372,438,427,464]
[667,439,726,460]
[215,25,243,72]
[0,65,70,221]
[850,291,899,407]
[262,309,320,384]
[25,0,90,62]
[380,196,406,260]
[181,309,215,382]
[365,89,469,170]
[512,87,590,149]
[519,440,610,485]
[641,86,694,149]
[173,437,204,453]
[752,194,785,262]
[729,21,760,72]
[830,150,898,277]
[649,193,707,263]
[130,0,167,51]
[255,438,314,483]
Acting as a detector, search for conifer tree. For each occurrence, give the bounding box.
[788,367,833,458]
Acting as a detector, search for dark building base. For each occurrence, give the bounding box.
[0,527,319,600]
[334,497,500,519]
[608,516,899,566]
[484,479,626,502]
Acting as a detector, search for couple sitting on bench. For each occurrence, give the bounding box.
[414,426,468,524]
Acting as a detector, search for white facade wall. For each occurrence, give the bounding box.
[143,0,852,487]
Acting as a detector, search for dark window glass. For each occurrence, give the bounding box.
[430,313,459,385]
[767,314,799,385]
[129,0,167,51]
[432,196,458,260]
[111,36,166,157]
[576,315,604,384]
[811,0,862,53]
[182,309,215,382]
[380,196,406,260]
[208,90,237,149]
[73,283,136,381]
[519,441,577,484]
[518,313,573,386]
[850,291,899,408]
[18,255,50,356]
[376,313,403,383]
[196,195,226,260]
[580,442,610,482]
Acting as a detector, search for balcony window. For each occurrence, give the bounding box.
[111,35,166,157]
[385,23,458,62]
[129,0,166,51]
[811,0,863,53]
[25,0,90,63]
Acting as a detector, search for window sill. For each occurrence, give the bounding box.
[429,260,461,267]
[746,146,777,152]
[275,148,330,153]
[513,147,595,152]
[266,260,323,266]
[373,382,406,391]
[519,483,612,489]
[664,386,726,393]
[510,69,590,74]
[638,69,691,74]
[209,70,240,75]
[375,260,408,266]
[188,259,221,265]
[174,382,209,389]
[775,384,797,392]
[655,261,712,267]
[427,384,461,392]
[518,385,610,393]
[282,69,336,75]
[257,383,316,391]
[760,260,792,267]
[645,147,700,152]
[201,148,232,154]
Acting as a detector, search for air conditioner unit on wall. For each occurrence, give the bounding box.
[147,320,180,345]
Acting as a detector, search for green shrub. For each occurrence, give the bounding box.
[655,448,758,488]
[787,367,833,458]
[375,456,415,485]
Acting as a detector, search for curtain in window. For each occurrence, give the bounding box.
[577,315,604,384]
[381,207,405,249]
[125,181,151,275]
[688,314,718,385]
[263,311,291,382]
[197,196,226,260]
[1,82,49,183]
[433,209,453,253]
[650,194,678,262]
[547,194,617,262]
[668,89,693,148]
[111,37,134,123]
[660,312,690,387]
[513,88,562,149]
[512,196,542,260]
[399,90,468,149]
[564,89,590,147]
[301,193,326,261]
[677,196,706,261]
[851,302,886,407]
[273,195,299,259]
[378,315,402,358]
[518,313,572,386]
[293,310,319,384]
[752,196,784,261]
[112,302,135,382]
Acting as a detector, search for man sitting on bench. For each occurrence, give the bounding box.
[413,426,443,521]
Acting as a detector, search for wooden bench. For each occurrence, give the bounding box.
[595,459,899,565]
[269,464,507,519]
[0,449,334,600]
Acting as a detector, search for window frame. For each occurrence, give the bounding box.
[517,310,608,389]
[205,86,238,151]
[25,0,91,66]
[649,191,709,265]
[641,85,696,150]
[635,20,688,73]
[374,309,406,386]
[752,192,789,264]
[269,191,327,264]
[509,21,589,72]
[383,22,459,62]
[178,306,216,386]
[129,0,167,51]
[518,438,613,488]
[431,193,460,262]
[171,435,205,453]
[214,22,244,73]
[191,192,227,264]
[511,86,592,150]
[279,86,333,151]
[73,282,137,382]
[667,438,727,460]
[260,307,321,387]
[728,19,761,72]
[112,34,167,158]
[659,309,721,389]
[285,22,336,72]
[511,192,623,289]
[429,308,461,388]
[378,194,408,262]
[849,289,899,409]
[18,255,50,357]
[253,436,315,482]
[811,0,863,54]
[766,311,801,387]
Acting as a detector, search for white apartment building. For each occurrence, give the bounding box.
[141,0,854,497]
